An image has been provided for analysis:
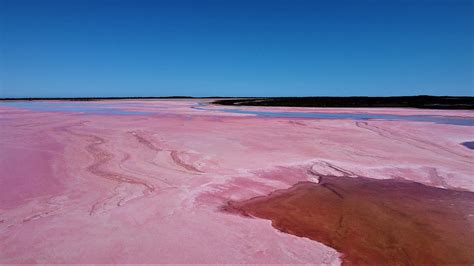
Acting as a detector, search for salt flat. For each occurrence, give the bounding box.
[0,100,473,264]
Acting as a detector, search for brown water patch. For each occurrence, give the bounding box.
[223,176,474,265]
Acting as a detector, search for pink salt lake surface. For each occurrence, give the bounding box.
[0,99,473,264]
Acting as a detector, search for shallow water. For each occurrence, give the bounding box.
[462,141,474,150]
[193,103,474,126]
[219,108,474,126]
[0,101,153,115]
[2,101,473,126]
[223,176,474,265]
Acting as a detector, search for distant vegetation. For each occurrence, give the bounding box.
[213,96,474,110]
[1,95,472,109]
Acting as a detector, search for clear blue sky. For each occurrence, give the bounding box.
[1,0,472,97]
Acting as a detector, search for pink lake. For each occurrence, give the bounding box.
[1,100,473,264]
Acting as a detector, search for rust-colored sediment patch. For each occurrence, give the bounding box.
[223,176,474,265]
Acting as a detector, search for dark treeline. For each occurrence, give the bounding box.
[213,96,474,110]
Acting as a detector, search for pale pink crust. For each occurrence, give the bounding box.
[0,100,473,263]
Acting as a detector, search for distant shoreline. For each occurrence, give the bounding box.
[0,96,472,109]
[0,96,213,101]
[213,96,474,110]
